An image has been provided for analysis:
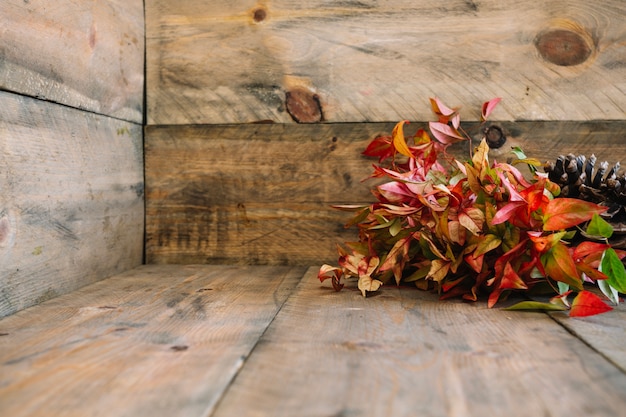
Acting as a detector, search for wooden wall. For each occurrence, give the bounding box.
[145,0,626,266]
[146,0,625,124]
[146,0,626,264]
[0,0,145,317]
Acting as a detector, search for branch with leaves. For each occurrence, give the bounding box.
[319,98,626,317]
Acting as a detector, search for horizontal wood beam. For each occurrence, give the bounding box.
[146,0,626,124]
[145,121,626,265]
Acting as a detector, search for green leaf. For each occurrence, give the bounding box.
[598,279,620,305]
[389,218,403,237]
[600,248,626,293]
[557,281,570,295]
[510,146,527,160]
[586,213,614,238]
[474,234,502,257]
[504,301,567,311]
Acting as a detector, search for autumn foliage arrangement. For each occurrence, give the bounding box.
[319,98,626,317]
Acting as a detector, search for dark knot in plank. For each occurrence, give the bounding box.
[535,27,594,67]
[285,88,324,123]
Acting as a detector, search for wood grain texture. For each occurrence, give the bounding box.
[145,121,626,265]
[0,91,144,317]
[146,0,626,125]
[0,265,304,417]
[0,0,144,123]
[212,267,626,417]
[550,302,626,372]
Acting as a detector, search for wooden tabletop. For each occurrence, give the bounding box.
[1,265,625,417]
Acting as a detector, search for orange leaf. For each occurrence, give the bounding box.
[500,262,528,290]
[543,198,608,231]
[570,291,613,317]
[391,120,413,158]
[541,242,583,290]
[465,253,484,273]
[573,241,610,261]
[429,97,457,124]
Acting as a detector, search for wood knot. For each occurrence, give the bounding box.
[252,7,267,23]
[285,88,324,123]
[535,26,594,66]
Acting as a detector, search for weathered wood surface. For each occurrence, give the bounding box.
[0,91,144,317]
[551,302,626,372]
[1,265,625,417]
[214,267,626,417]
[146,0,626,125]
[0,0,144,123]
[0,265,304,417]
[145,121,626,265]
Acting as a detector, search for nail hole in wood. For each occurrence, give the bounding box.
[171,345,189,352]
[484,125,506,149]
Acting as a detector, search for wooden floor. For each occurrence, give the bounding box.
[1,265,625,417]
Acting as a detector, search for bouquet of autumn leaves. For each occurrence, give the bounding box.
[319,98,626,317]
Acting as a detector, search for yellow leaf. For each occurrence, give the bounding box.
[358,275,383,296]
[392,120,413,158]
[471,139,490,169]
[427,259,451,282]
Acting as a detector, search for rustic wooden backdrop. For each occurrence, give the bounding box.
[145,0,626,266]
[0,0,144,317]
[146,0,625,124]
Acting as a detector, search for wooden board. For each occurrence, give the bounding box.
[146,0,626,125]
[0,0,144,123]
[0,91,144,317]
[551,302,626,372]
[145,121,626,265]
[1,265,625,417]
[0,265,305,417]
[213,267,626,417]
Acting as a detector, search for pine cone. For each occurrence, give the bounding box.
[544,154,626,246]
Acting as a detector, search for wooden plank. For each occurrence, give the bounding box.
[550,302,626,372]
[0,91,144,317]
[212,267,626,417]
[0,264,305,417]
[146,0,626,125]
[0,0,144,123]
[145,121,626,265]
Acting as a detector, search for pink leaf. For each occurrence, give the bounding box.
[429,122,466,144]
[481,97,501,121]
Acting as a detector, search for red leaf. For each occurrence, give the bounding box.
[573,241,610,261]
[465,253,484,273]
[362,135,393,162]
[570,291,613,317]
[500,262,528,290]
[481,97,501,121]
[543,198,608,231]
